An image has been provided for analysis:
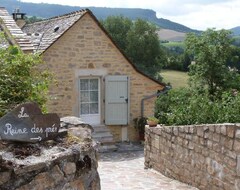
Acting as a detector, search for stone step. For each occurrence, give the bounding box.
[93,136,114,143]
[97,144,118,153]
[91,125,117,152]
[93,126,110,133]
[92,131,112,138]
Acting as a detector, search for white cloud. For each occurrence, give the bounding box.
[157,0,240,30]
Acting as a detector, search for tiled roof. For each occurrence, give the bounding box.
[0,7,34,52]
[22,9,87,53]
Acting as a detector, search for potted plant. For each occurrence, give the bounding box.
[133,117,147,141]
[147,116,159,127]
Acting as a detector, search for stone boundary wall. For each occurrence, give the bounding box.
[0,117,100,190]
[144,124,240,190]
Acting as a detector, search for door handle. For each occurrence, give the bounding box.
[125,98,128,103]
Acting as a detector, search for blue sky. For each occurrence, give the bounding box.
[20,0,240,30]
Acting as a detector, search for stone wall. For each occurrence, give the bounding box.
[0,117,100,190]
[145,124,240,190]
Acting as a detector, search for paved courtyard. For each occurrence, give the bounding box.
[98,146,199,190]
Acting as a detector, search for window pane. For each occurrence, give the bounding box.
[90,79,98,90]
[81,103,89,114]
[90,103,98,114]
[90,91,98,102]
[81,91,89,102]
[80,79,89,90]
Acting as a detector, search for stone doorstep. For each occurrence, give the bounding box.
[92,125,118,153]
[97,144,118,153]
[92,126,110,133]
[92,131,113,138]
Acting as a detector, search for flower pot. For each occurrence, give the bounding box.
[147,120,158,127]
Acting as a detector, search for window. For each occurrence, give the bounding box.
[80,79,99,115]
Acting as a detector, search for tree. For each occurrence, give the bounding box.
[0,44,51,116]
[154,29,240,125]
[101,16,166,79]
[25,16,43,24]
[126,19,165,78]
[185,28,240,97]
[101,15,132,51]
[227,45,240,70]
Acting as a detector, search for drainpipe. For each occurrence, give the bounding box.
[141,86,171,117]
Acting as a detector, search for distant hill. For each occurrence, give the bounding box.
[230,26,240,36]
[157,29,186,41]
[89,7,200,33]
[2,0,200,33]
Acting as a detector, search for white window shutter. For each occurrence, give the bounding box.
[105,76,129,125]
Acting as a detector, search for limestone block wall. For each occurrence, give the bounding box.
[145,124,240,190]
[0,120,100,190]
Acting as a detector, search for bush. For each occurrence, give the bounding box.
[155,88,240,125]
[0,46,51,116]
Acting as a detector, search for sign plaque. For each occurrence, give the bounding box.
[0,102,60,143]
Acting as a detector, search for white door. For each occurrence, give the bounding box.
[105,76,129,125]
[79,78,100,125]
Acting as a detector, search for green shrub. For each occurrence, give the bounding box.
[0,45,51,116]
[155,88,240,125]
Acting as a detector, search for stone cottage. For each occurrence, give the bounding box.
[0,7,166,143]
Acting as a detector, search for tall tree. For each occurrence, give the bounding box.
[126,19,164,78]
[101,16,132,51]
[185,28,240,96]
[101,16,166,79]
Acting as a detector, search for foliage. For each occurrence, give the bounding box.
[0,45,51,116]
[102,16,166,79]
[126,19,165,78]
[155,88,191,124]
[147,116,159,123]
[155,29,240,126]
[227,45,240,70]
[164,55,185,71]
[161,44,191,71]
[101,16,132,52]
[133,116,147,134]
[185,28,240,97]
[25,16,43,24]
[155,88,240,125]
[161,41,185,49]
[232,36,240,47]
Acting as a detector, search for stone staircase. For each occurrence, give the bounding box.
[92,125,118,152]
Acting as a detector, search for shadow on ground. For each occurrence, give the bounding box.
[99,142,144,162]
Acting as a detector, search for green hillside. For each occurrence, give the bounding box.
[162,41,185,48]
[161,70,189,89]
[2,0,200,33]
[231,26,240,36]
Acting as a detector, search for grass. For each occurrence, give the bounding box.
[160,70,189,89]
[161,41,185,48]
